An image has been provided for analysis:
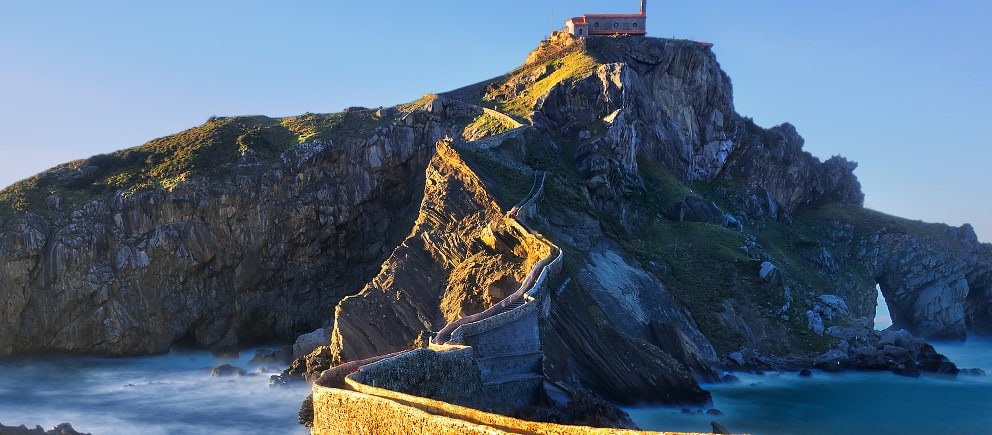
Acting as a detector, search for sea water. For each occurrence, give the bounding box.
[627,338,992,435]
[0,349,310,435]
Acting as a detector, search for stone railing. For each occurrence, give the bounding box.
[310,167,610,434]
[311,377,676,435]
[433,172,556,345]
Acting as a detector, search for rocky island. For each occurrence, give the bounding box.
[2,33,990,433]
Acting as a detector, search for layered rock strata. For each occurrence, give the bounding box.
[329,140,549,364]
[0,109,447,356]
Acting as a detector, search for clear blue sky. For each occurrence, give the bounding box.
[2,1,990,241]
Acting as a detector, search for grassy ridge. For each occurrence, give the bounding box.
[486,51,599,119]
[0,109,386,220]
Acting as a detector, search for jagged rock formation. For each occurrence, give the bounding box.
[328,139,548,364]
[474,34,991,354]
[0,110,442,355]
[2,33,991,411]
[495,34,862,220]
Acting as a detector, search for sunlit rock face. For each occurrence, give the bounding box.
[328,140,545,365]
[517,36,863,220]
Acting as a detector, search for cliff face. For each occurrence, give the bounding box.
[0,110,441,355]
[463,33,991,380]
[328,136,547,364]
[2,33,991,407]
[496,35,862,220]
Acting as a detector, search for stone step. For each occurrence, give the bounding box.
[498,299,527,314]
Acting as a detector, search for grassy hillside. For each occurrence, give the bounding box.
[0,109,387,221]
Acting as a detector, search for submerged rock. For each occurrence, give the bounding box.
[210,364,246,377]
[959,368,986,376]
[814,327,961,376]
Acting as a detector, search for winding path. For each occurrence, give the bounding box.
[432,171,559,345]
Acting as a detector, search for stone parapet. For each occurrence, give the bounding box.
[311,383,691,435]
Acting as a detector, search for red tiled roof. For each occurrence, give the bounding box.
[566,16,587,25]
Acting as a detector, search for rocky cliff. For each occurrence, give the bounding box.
[0,110,443,355]
[2,33,991,408]
[328,138,549,364]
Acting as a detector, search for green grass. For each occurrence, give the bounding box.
[487,52,599,119]
[454,147,533,211]
[461,112,518,141]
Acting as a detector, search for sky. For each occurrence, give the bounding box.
[1,1,989,241]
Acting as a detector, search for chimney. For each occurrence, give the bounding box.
[640,0,646,15]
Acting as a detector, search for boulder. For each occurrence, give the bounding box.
[813,349,848,371]
[878,329,913,348]
[806,310,825,335]
[759,262,781,284]
[727,351,746,367]
[210,364,246,377]
[293,328,331,360]
[959,368,986,376]
[893,363,921,377]
[882,345,910,362]
[665,196,737,230]
[916,344,959,375]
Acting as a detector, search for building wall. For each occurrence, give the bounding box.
[461,301,544,414]
[565,15,646,36]
[352,301,546,414]
[565,21,588,37]
[585,16,645,35]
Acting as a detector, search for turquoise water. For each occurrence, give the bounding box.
[627,339,992,435]
[0,349,310,435]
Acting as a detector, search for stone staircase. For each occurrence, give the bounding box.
[498,298,526,314]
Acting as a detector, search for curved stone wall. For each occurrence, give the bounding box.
[311,382,686,435]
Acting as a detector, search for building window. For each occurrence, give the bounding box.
[594,22,600,28]
[632,22,638,28]
[613,22,619,29]
[578,29,583,36]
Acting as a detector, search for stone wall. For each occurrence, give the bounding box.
[458,300,544,414]
[352,346,485,409]
[311,383,686,435]
[311,151,594,433]
[352,299,545,415]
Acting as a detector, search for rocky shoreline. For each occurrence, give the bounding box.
[2,32,992,434]
[0,423,89,435]
[724,327,981,378]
